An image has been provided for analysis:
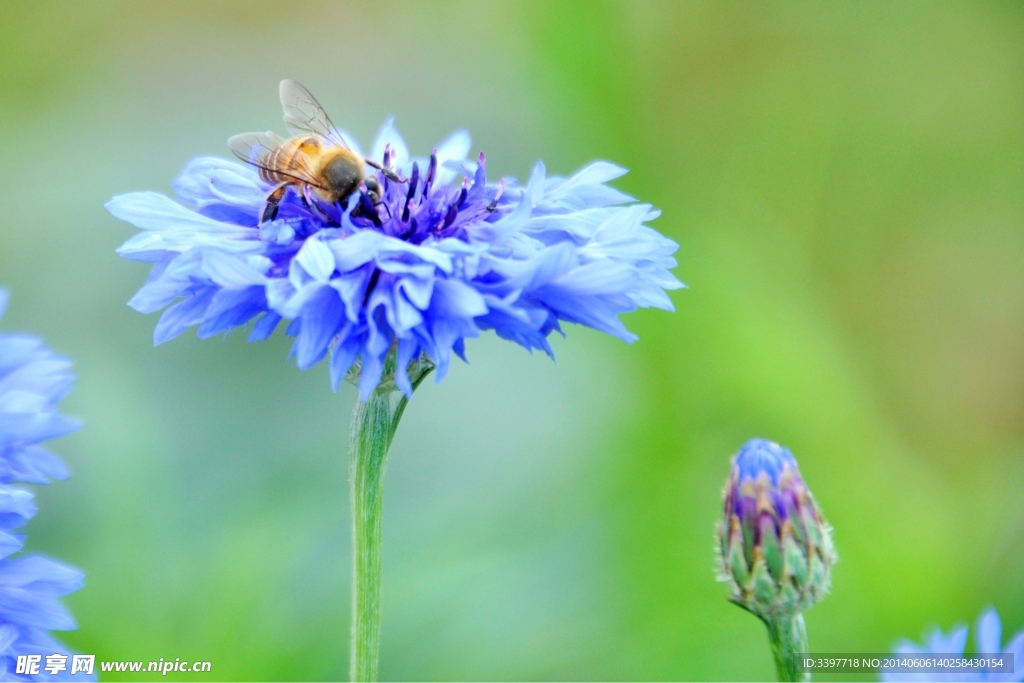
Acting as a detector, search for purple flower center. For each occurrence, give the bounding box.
[273,150,506,246]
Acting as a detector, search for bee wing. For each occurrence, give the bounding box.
[228,130,285,165]
[227,131,325,188]
[279,79,354,151]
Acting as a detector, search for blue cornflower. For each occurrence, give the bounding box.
[0,291,91,681]
[883,608,1024,682]
[109,111,683,399]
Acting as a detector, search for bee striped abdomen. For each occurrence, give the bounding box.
[259,137,320,184]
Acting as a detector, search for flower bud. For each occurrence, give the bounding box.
[716,438,836,620]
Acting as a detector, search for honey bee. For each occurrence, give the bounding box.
[228,79,403,224]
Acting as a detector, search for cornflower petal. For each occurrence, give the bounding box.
[0,293,91,680]
[173,157,265,226]
[885,608,1024,682]
[370,118,410,170]
[977,609,1003,657]
[433,130,472,187]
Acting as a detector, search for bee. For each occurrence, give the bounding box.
[228,79,403,224]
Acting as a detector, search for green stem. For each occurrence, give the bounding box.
[348,364,431,682]
[765,613,810,682]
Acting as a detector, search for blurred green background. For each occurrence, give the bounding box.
[1,1,1023,680]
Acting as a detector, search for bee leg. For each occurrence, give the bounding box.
[261,183,289,224]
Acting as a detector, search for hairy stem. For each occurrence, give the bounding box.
[348,365,431,682]
[765,613,810,682]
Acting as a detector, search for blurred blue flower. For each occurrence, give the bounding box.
[883,607,1024,682]
[109,121,683,399]
[0,291,90,681]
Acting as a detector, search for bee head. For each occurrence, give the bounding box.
[323,154,361,202]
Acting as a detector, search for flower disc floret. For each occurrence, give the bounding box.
[110,121,683,399]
